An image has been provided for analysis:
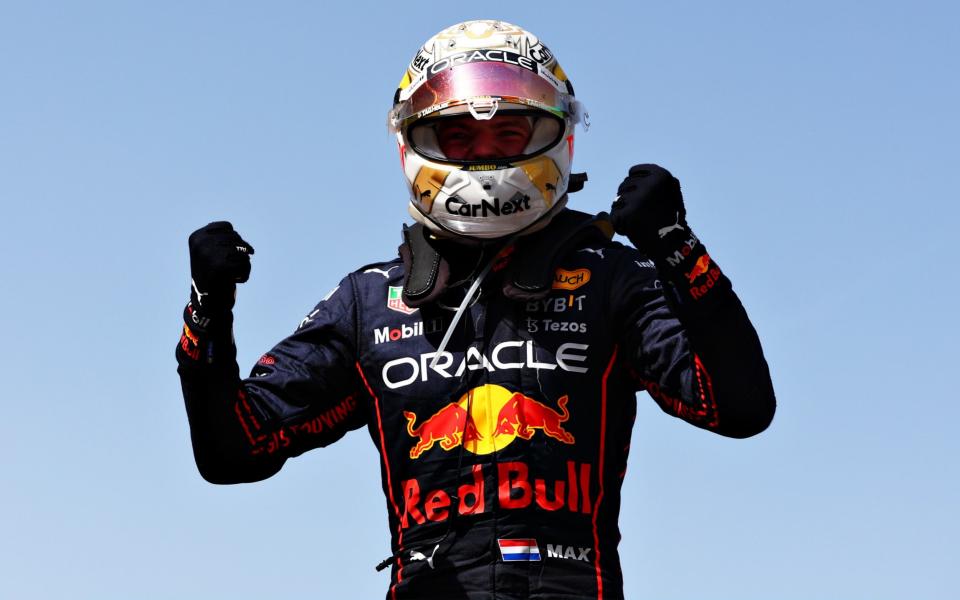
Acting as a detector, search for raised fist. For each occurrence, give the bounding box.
[609,164,687,252]
[188,221,255,319]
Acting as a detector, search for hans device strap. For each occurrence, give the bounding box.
[399,209,613,305]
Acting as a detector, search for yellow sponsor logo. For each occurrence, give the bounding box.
[182,324,199,345]
[553,268,591,290]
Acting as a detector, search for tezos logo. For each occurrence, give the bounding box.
[446,195,530,218]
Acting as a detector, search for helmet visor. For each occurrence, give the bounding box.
[407,111,564,163]
[392,61,575,128]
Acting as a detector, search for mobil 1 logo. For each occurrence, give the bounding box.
[374,318,443,345]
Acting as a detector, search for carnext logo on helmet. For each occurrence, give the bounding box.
[446,195,531,218]
[428,50,537,76]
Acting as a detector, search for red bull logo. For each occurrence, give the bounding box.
[403,384,575,459]
[495,393,574,444]
[179,325,200,361]
[685,253,723,300]
[685,253,712,283]
[401,459,594,529]
[404,403,481,459]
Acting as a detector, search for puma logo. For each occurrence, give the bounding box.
[191,278,208,307]
[409,544,440,569]
[657,212,685,238]
[364,266,399,278]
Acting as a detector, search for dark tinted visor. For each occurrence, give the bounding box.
[408,111,564,163]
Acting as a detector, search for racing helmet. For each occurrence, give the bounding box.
[389,20,588,240]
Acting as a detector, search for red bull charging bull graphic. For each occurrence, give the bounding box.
[400,385,590,529]
[683,252,723,299]
[404,402,480,459]
[685,253,712,284]
[404,384,575,458]
[179,324,201,361]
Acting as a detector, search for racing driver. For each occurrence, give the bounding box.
[176,19,776,600]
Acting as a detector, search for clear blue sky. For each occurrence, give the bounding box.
[2,2,957,598]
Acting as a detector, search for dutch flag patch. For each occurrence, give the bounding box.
[498,539,541,562]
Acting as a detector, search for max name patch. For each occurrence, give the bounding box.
[552,268,590,291]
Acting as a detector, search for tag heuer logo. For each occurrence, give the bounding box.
[387,286,418,315]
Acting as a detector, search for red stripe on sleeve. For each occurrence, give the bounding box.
[693,354,719,429]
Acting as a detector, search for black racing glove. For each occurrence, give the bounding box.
[184,221,255,335]
[609,164,687,252]
[610,164,730,312]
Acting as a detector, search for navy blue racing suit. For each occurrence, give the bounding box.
[176,211,775,600]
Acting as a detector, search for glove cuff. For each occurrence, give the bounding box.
[646,227,733,319]
[178,301,235,367]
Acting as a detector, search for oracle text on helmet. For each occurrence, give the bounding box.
[428,50,538,77]
[382,340,590,389]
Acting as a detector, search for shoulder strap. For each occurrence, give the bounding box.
[397,209,613,306]
[399,223,449,307]
[501,209,613,301]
